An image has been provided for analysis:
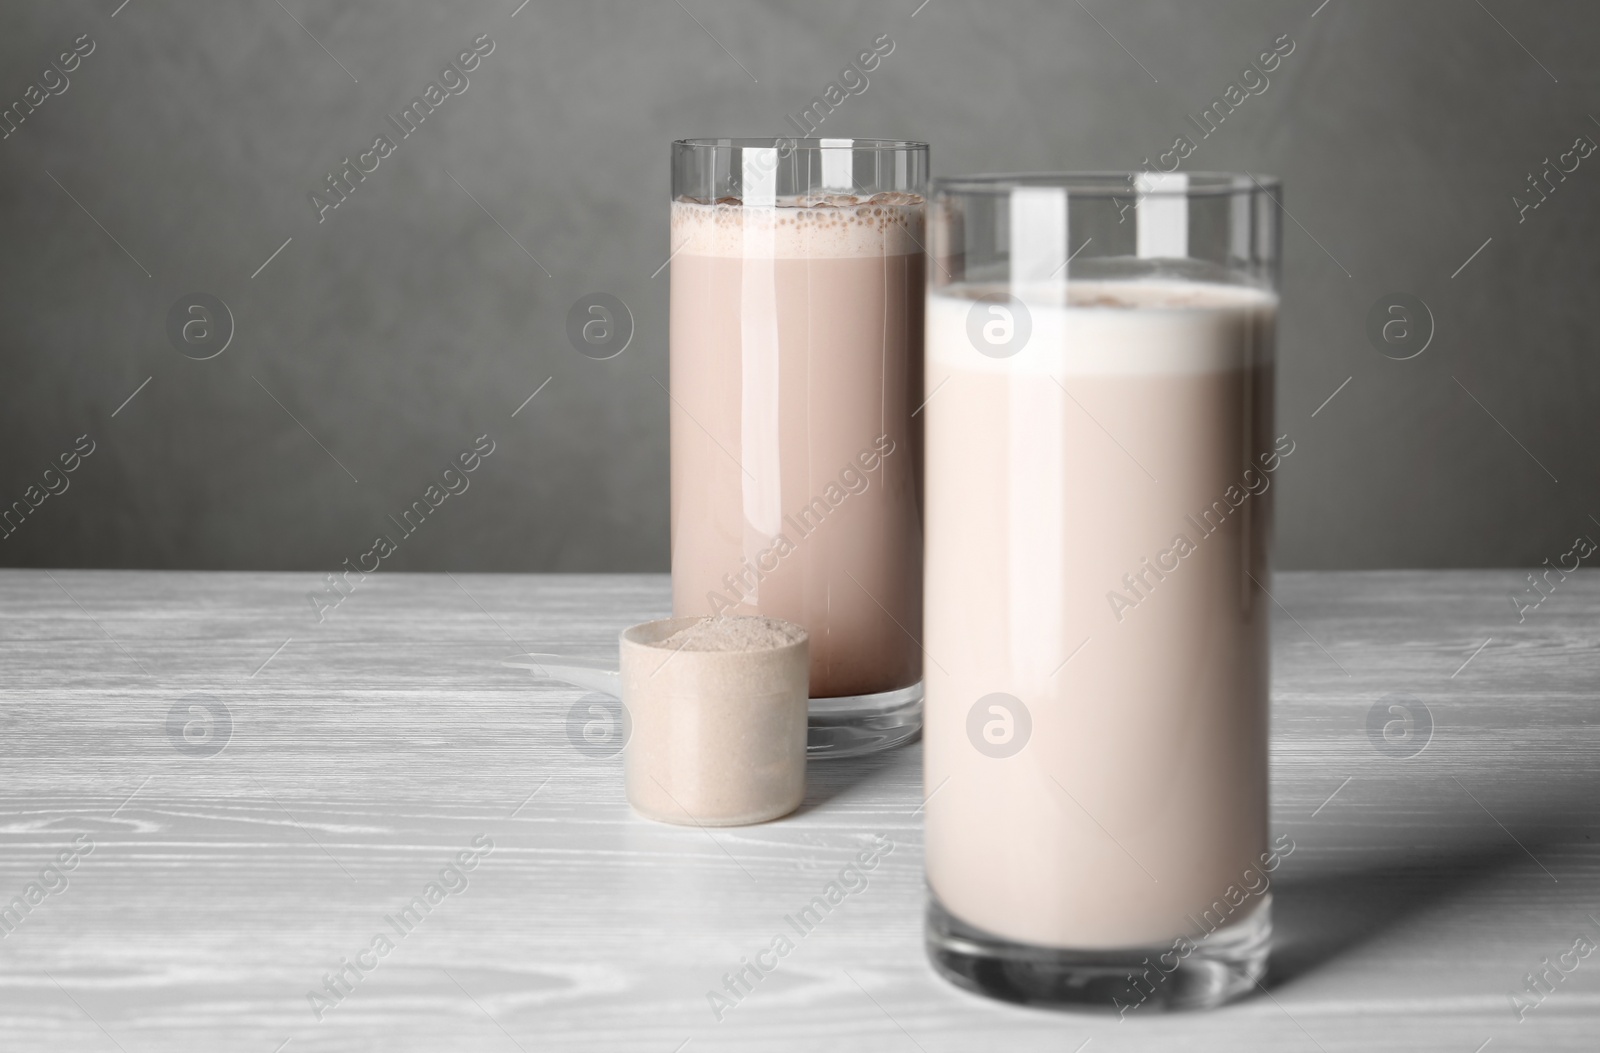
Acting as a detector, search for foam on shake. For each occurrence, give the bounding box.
[930,280,1277,375]
[671,193,925,258]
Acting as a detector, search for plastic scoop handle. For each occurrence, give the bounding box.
[502,653,621,698]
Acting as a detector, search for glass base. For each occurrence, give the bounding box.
[806,683,922,759]
[925,891,1271,1012]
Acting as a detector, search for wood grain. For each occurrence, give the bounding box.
[1,569,1597,1051]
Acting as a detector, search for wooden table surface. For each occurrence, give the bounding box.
[1,569,1597,1052]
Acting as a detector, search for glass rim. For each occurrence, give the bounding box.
[673,137,928,153]
[932,171,1281,197]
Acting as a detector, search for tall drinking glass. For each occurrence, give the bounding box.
[669,138,929,757]
[922,173,1283,1009]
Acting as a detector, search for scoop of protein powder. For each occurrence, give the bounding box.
[620,615,809,826]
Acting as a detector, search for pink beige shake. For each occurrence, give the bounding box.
[923,279,1279,948]
[669,195,924,699]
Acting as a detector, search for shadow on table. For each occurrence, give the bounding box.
[1266,788,1598,992]
[792,733,921,818]
[1266,840,1533,988]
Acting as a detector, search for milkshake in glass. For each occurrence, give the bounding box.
[669,139,929,757]
[922,174,1283,1010]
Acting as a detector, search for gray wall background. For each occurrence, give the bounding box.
[1,0,1595,572]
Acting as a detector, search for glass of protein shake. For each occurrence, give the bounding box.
[922,173,1283,1009]
[669,138,928,758]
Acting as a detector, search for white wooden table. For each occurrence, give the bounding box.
[1,570,1596,1051]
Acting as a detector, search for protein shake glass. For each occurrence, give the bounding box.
[922,173,1283,1009]
[669,138,928,758]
